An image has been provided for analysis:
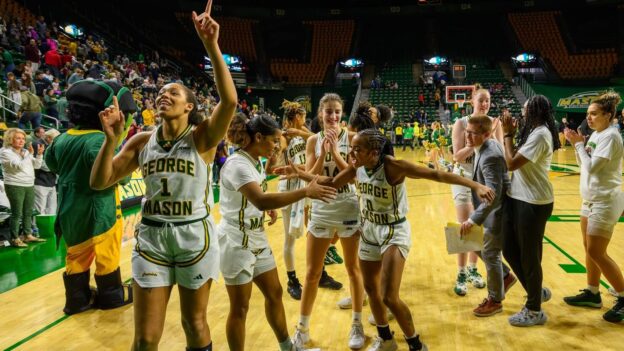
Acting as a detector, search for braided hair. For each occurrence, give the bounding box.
[357,128,389,157]
[517,94,561,152]
[281,99,306,122]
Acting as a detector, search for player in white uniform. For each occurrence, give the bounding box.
[218,114,335,351]
[450,85,515,296]
[277,128,494,351]
[266,99,314,300]
[292,93,366,350]
[90,3,237,350]
[563,91,624,323]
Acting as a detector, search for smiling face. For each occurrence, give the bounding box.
[349,134,377,168]
[586,103,611,132]
[155,83,194,120]
[321,100,343,130]
[255,129,282,159]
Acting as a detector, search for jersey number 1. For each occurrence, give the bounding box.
[161,178,171,197]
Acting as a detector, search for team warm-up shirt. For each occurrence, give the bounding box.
[579,126,623,202]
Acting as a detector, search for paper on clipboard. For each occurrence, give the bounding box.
[444,222,484,254]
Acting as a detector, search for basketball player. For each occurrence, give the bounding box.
[293,93,366,349]
[277,128,494,351]
[563,91,624,323]
[450,84,516,296]
[90,2,237,350]
[219,114,335,351]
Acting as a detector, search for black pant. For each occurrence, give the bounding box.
[402,138,414,151]
[502,195,553,311]
[395,135,403,146]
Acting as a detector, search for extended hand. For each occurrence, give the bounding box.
[192,0,220,45]
[37,143,44,156]
[273,165,299,180]
[305,176,337,203]
[501,114,517,135]
[476,185,495,204]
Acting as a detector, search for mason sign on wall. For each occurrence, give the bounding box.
[557,91,603,110]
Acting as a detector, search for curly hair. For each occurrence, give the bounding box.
[280,99,306,122]
[592,90,622,120]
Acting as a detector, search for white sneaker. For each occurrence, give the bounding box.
[348,322,365,349]
[337,295,369,309]
[367,336,397,351]
[467,267,486,289]
[292,327,310,348]
[289,344,303,351]
[368,309,395,326]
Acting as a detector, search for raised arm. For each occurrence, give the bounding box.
[501,115,529,171]
[192,0,238,152]
[305,134,326,175]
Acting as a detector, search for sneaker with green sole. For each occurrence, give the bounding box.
[325,246,343,264]
[563,289,602,308]
[454,271,468,296]
[467,267,486,289]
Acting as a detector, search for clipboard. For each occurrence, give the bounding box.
[444,222,484,254]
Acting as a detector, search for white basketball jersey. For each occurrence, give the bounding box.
[313,129,356,196]
[219,150,268,249]
[455,116,475,178]
[356,161,407,225]
[285,135,307,191]
[138,126,210,222]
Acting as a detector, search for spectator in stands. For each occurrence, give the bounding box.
[44,88,59,118]
[18,85,43,130]
[7,73,21,113]
[24,38,41,74]
[0,128,45,248]
[434,89,441,108]
[34,71,51,97]
[67,67,84,86]
[418,92,425,107]
[141,98,156,127]
[44,47,62,77]
[20,72,36,94]
[557,116,569,150]
[35,16,46,39]
[56,92,69,129]
[0,47,14,78]
[33,128,60,215]
[420,108,428,126]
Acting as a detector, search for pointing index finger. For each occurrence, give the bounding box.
[205,0,213,17]
[113,95,120,111]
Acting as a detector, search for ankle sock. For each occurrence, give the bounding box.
[587,285,600,294]
[298,315,310,330]
[376,324,393,340]
[352,311,362,323]
[287,270,297,281]
[279,337,293,351]
[405,334,423,350]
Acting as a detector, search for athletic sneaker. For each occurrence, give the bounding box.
[503,273,518,293]
[467,267,486,289]
[603,297,624,323]
[319,270,343,290]
[337,295,368,309]
[367,336,397,351]
[508,307,548,327]
[287,278,303,300]
[348,322,366,349]
[454,271,468,296]
[608,287,618,297]
[541,287,552,303]
[368,309,396,326]
[563,289,602,308]
[292,327,310,348]
[325,246,344,265]
[473,297,503,317]
[288,344,303,351]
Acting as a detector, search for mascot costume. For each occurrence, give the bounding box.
[45,80,136,314]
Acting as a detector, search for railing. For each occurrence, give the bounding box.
[0,93,61,130]
[518,76,536,100]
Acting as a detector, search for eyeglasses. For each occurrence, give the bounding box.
[465,130,483,136]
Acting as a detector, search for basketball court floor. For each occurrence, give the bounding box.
[0,147,622,351]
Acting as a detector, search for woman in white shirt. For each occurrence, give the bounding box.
[501,96,560,326]
[0,128,45,247]
[563,91,624,323]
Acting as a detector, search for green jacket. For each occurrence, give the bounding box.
[45,129,120,247]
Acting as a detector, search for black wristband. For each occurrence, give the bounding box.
[504,134,514,138]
